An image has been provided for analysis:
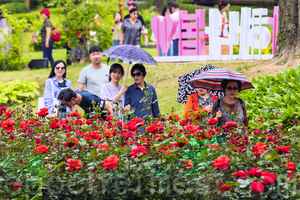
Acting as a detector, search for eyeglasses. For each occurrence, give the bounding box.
[226,86,238,91]
[55,67,65,70]
[132,72,143,77]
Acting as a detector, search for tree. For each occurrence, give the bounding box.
[277,0,300,64]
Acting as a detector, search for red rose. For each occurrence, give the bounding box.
[253,129,262,135]
[218,182,232,192]
[11,181,23,191]
[64,137,79,148]
[261,171,277,185]
[183,160,193,169]
[97,143,109,152]
[276,145,290,154]
[66,159,83,172]
[50,119,60,129]
[126,117,144,131]
[287,161,297,172]
[37,107,48,117]
[102,154,119,171]
[232,170,248,179]
[212,155,230,171]
[251,181,264,193]
[34,136,42,144]
[1,118,15,133]
[252,142,267,157]
[130,145,148,158]
[247,167,262,177]
[146,121,164,134]
[0,104,7,116]
[222,121,238,129]
[35,144,49,154]
[121,130,136,140]
[207,117,218,126]
[85,131,101,141]
[68,111,81,118]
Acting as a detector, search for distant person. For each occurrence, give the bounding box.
[158,6,173,56]
[58,88,113,116]
[218,0,230,37]
[0,9,11,51]
[125,64,160,119]
[112,12,123,46]
[212,80,248,128]
[169,2,180,56]
[39,8,54,67]
[121,8,143,46]
[43,60,71,115]
[100,63,127,119]
[183,88,217,119]
[78,46,109,97]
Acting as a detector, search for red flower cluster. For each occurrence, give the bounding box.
[222,121,238,129]
[212,155,230,171]
[97,143,109,152]
[252,142,268,157]
[183,159,193,169]
[37,107,48,117]
[64,137,80,148]
[276,145,290,154]
[207,117,218,126]
[130,145,148,158]
[125,118,144,131]
[1,118,15,133]
[66,159,83,172]
[35,144,49,154]
[102,155,119,171]
[146,121,164,134]
[287,161,297,178]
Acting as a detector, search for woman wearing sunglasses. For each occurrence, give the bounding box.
[212,80,248,128]
[43,60,72,115]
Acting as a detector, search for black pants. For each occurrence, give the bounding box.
[42,41,54,67]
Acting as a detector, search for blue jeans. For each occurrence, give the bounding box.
[159,41,173,56]
[112,40,120,47]
[172,39,179,56]
[42,41,54,67]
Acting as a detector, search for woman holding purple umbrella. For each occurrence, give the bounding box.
[212,80,248,128]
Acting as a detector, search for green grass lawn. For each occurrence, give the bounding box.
[1,48,260,114]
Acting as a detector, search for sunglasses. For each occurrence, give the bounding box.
[132,72,143,77]
[226,86,238,91]
[55,67,65,70]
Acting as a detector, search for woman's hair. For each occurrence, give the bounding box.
[114,12,122,24]
[48,60,67,78]
[129,8,138,15]
[162,6,168,16]
[109,63,124,81]
[131,63,147,77]
[218,0,229,11]
[221,80,242,93]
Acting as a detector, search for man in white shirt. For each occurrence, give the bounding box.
[78,46,109,97]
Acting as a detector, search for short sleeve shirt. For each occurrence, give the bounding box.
[78,64,109,97]
[122,18,143,46]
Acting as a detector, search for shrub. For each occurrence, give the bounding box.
[241,67,300,130]
[0,81,39,105]
[0,8,28,70]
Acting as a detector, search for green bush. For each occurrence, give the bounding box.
[0,81,39,105]
[241,67,300,130]
[0,8,28,70]
[62,0,118,51]
[1,2,28,14]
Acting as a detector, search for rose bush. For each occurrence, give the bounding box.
[0,105,300,200]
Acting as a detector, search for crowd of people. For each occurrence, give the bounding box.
[42,45,248,130]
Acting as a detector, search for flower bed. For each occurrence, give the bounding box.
[0,106,299,199]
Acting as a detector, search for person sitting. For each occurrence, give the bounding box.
[212,80,248,128]
[57,88,112,117]
[100,63,127,119]
[125,63,160,119]
[183,88,217,119]
[43,60,71,116]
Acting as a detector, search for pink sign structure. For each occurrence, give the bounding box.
[151,6,280,62]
